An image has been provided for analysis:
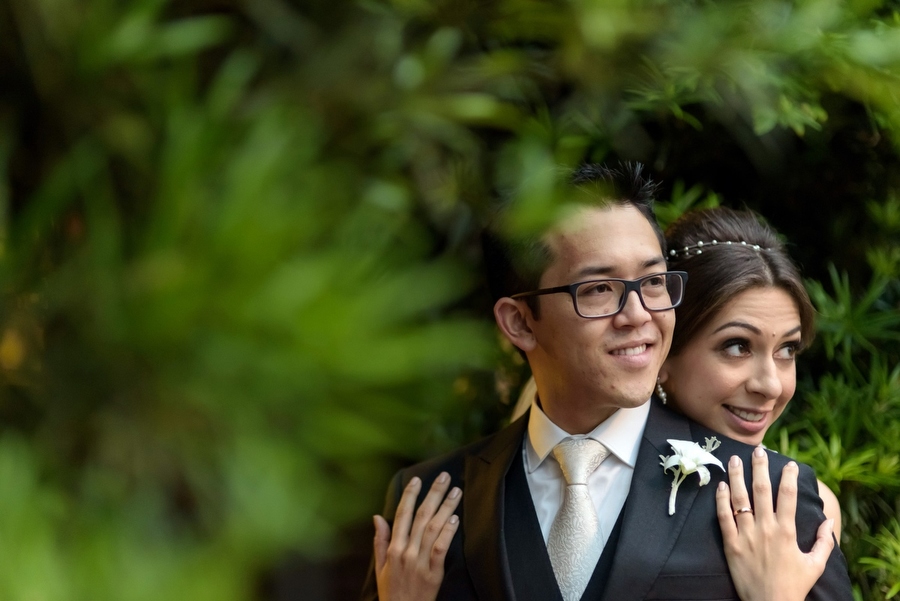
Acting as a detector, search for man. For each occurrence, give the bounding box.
[362,163,852,600]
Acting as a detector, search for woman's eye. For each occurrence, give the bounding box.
[775,343,800,360]
[722,340,750,357]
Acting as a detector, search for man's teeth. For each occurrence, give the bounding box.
[728,406,764,422]
[612,344,647,356]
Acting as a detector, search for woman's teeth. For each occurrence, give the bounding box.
[727,406,764,422]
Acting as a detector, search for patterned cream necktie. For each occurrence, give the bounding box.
[548,437,610,601]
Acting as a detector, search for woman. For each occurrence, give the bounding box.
[372,207,839,601]
[657,207,842,601]
[657,206,842,539]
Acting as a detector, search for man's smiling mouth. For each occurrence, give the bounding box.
[611,344,647,356]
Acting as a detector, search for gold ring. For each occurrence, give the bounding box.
[733,506,753,516]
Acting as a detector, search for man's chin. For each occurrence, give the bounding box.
[614,386,656,409]
[621,397,652,410]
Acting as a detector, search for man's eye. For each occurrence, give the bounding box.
[582,282,613,295]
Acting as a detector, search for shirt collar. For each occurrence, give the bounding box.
[525,397,650,473]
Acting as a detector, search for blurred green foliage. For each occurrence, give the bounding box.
[1,0,899,598]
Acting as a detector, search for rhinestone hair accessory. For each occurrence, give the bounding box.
[668,239,769,259]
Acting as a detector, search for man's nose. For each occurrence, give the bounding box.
[613,290,651,327]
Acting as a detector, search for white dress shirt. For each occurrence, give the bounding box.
[523,399,650,549]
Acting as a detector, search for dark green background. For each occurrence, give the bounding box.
[1,0,899,598]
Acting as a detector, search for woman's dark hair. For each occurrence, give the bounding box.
[665,207,815,355]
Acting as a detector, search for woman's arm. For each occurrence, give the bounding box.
[716,446,835,601]
[816,479,843,544]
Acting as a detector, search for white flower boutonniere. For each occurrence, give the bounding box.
[659,437,725,515]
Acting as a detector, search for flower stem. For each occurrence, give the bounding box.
[668,470,686,515]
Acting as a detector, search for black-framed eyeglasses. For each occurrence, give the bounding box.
[511,271,688,319]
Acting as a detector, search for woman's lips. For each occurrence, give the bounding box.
[724,405,765,422]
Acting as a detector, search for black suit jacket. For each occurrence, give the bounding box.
[361,398,853,600]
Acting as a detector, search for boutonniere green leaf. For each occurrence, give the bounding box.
[659,437,724,515]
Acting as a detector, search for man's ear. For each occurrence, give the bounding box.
[493,297,537,353]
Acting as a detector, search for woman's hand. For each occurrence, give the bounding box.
[373,472,462,601]
[716,446,834,601]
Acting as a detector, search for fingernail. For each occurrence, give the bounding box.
[437,472,449,484]
[449,487,461,499]
[754,446,765,458]
[718,481,726,491]
[730,455,740,468]
[449,515,459,525]
[787,461,797,469]
[410,476,421,487]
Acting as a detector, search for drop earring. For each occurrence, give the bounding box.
[656,378,667,405]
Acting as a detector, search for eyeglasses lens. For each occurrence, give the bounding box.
[574,274,683,318]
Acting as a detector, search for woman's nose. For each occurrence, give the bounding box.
[747,358,782,399]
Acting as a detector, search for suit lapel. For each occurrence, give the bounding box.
[463,412,528,601]
[601,398,700,601]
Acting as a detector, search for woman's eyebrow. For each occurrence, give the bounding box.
[712,321,762,336]
[712,322,803,338]
[783,325,802,338]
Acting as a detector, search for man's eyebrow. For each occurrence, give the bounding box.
[712,322,804,338]
[573,257,666,279]
[573,265,615,279]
